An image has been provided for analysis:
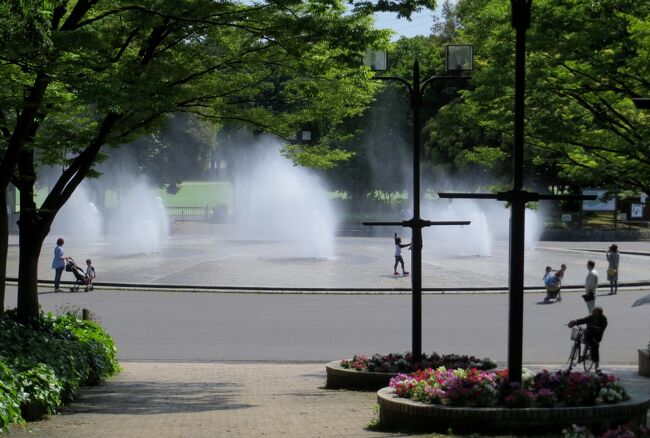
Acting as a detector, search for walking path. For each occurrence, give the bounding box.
[7,362,650,438]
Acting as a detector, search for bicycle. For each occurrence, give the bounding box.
[567,326,595,371]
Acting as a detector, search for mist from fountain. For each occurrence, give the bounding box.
[421,198,546,257]
[51,185,103,245]
[231,138,337,259]
[47,164,169,255]
[104,178,169,255]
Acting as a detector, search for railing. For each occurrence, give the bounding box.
[165,206,227,222]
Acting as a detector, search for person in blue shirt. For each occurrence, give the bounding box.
[51,238,68,292]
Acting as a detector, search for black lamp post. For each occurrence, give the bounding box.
[362,46,473,359]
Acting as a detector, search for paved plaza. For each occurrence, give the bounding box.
[5,224,650,436]
[6,363,650,438]
[6,223,650,290]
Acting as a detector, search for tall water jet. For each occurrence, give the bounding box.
[421,197,545,257]
[232,139,337,259]
[50,183,103,245]
[422,199,492,257]
[105,177,169,254]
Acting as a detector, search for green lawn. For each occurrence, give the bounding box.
[157,181,232,208]
[14,181,233,210]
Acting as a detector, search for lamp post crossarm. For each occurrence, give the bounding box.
[375,76,413,95]
[419,75,469,96]
[435,191,597,203]
[362,220,471,228]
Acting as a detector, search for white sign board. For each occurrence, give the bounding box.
[582,189,616,212]
[617,213,627,221]
[561,214,572,223]
[631,204,643,218]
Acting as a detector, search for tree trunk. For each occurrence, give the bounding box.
[0,189,7,313]
[16,188,47,323]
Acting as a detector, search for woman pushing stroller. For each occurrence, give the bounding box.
[543,264,566,303]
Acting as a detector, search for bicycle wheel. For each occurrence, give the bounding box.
[583,344,595,372]
[567,341,580,370]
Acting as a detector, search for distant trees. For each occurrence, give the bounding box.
[427,0,650,194]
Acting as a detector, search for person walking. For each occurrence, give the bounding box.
[568,307,608,372]
[583,260,598,313]
[393,232,411,276]
[51,238,68,292]
[606,244,619,295]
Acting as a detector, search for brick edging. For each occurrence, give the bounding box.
[377,387,650,435]
[325,361,397,390]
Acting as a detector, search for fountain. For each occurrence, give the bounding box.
[231,138,337,259]
[48,169,169,255]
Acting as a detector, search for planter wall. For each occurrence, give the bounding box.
[640,349,650,377]
[325,361,397,390]
[377,387,650,435]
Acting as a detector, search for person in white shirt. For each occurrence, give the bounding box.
[583,260,598,313]
[85,258,96,291]
[393,233,411,276]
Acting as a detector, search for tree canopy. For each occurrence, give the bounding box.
[426,0,650,195]
[1,0,427,319]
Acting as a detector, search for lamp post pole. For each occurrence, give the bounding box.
[363,51,473,359]
[410,61,424,355]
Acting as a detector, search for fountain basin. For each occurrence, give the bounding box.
[377,387,649,435]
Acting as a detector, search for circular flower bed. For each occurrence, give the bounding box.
[341,352,496,373]
[380,368,646,434]
[389,368,629,408]
[327,352,496,390]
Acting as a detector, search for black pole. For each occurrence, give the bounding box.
[508,0,532,384]
[411,60,423,359]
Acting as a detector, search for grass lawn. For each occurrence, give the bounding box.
[14,181,233,210]
[157,181,232,208]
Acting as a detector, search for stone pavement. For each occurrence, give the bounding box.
[7,362,650,438]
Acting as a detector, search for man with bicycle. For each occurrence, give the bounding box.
[568,307,608,372]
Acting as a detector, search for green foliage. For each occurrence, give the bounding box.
[0,309,120,428]
[446,0,650,194]
[15,364,62,420]
[0,362,23,433]
[156,181,233,208]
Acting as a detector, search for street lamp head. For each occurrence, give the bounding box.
[362,50,387,72]
[296,130,312,143]
[445,45,473,74]
[632,97,650,109]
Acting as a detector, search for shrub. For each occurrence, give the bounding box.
[0,362,23,433]
[0,309,120,429]
[15,364,62,420]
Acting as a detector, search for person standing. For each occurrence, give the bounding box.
[568,307,608,372]
[583,260,598,313]
[393,232,411,276]
[51,238,68,292]
[606,244,619,295]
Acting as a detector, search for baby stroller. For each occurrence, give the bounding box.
[543,267,562,303]
[65,257,92,292]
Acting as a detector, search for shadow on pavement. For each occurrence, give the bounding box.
[61,381,254,415]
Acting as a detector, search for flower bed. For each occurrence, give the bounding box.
[327,352,496,390]
[341,352,496,373]
[389,368,629,408]
[378,367,649,435]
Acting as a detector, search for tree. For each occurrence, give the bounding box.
[447,0,650,194]
[3,0,430,320]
